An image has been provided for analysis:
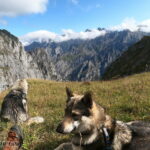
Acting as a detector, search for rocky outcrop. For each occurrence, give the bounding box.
[0,30,44,91]
[28,48,61,80]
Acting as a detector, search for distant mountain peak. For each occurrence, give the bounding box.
[85,29,92,32]
[85,28,105,32]
[97,27,105,31]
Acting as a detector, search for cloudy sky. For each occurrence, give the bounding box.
[0,0,150,44]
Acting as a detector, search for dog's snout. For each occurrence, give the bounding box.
[56,123,64,134]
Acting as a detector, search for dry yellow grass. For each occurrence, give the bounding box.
[0,72,150,150]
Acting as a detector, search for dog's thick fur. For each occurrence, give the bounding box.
[55,88,150,150]
[3,125,23,150]
[0,79,44,125]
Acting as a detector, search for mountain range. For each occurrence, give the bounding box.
[26,29,149,81]
[0,29,150,91]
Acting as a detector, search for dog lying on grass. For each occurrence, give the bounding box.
[0,79,44,125]
[55,88,150,150]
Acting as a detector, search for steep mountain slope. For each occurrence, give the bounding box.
[103,36,150,80]
[28,48,61,80]
[0,30,44,91]
[0,30,42,90]
[26,30,149,81]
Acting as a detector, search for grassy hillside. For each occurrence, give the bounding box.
[103,36,150,80]
[0,72,150,150]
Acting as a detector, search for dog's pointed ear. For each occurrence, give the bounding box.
[66,87,73,98]
[82,91,93,108]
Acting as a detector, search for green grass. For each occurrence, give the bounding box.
[0,72,150,150]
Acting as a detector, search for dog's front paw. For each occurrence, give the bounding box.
[26,116,44,125]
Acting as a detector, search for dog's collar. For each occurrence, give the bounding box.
[73,128,113,149]
[102,127,113,150]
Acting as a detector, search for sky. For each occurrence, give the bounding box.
[0,0,150,45]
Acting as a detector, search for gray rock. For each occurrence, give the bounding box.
[0,30,44,91]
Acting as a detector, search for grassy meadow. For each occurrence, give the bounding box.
[0,72,150,150]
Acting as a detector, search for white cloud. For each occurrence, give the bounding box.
[60,29,106,41]
[20,18,150,46]
[140,20,150,32]
[0,0,48,17]
[20,29,106,46]
[19,30,57,46]
[109,18,138,31]
[109,18,150,32]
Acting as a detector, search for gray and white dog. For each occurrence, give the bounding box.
[0,79,44,125]
[55,88,150,150]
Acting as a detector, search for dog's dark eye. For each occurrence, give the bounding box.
[72,113,80,120]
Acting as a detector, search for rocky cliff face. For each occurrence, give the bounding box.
[0,30,44,91]
[26,30,149,81]
[28,48,61,80]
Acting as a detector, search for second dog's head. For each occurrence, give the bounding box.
[56,88,106,134]
[12,79,28,94]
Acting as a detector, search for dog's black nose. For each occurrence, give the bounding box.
[56,123,64,134]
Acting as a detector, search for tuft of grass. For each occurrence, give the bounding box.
[0,73,150,149]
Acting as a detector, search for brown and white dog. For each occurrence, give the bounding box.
[0,79,44,125]
[3,125,23,150]
[55,88,150,150]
